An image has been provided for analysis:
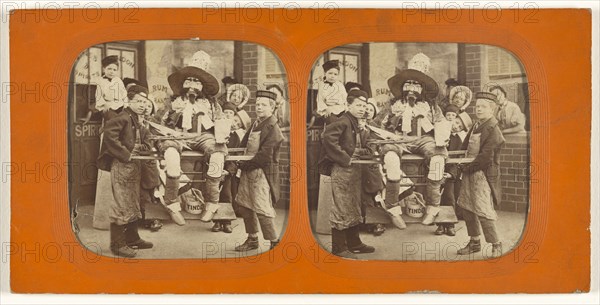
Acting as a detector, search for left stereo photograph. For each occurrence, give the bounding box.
[68,40,291,259]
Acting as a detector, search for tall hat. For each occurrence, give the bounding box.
[322,60,341,73]
[236,110,252,130]
[168,51,220,97]
[387,52,439,99]
[101,55,119,68]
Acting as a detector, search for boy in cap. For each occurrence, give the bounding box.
[235,90,285,251]
[456,92,505,258]
[319,89,376,258]
[97,84,154,257]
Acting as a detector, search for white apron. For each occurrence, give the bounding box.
[456,132,498,220]
[235,127,276,218]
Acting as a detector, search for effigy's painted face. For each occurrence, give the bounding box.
[402,80,422,106]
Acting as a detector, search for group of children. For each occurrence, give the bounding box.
[316,57,506,258]
[93,53,277,258]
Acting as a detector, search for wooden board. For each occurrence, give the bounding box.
[315,175,333,235]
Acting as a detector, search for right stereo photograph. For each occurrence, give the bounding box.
[306,42,530,261]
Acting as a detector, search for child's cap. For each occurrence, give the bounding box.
[256,90,278,102]
[236,110,252,130]
[322,60,340,72]
[344,81,363,93]
[123,78,140,88]
[102,55,119,68]
[444,104,460,116]
[221,76,238,85]
[475,91,498,103]
[222,102,237,113]
[127,84,151,101]
[445,78,459,87]
[348,89,369,102]
[458,112,473,130]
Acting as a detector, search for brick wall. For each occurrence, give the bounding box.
[278,129,291,208]
[498,133,529,213]
[241,42,290,208]
[242,43,258,117]
[465,44,482,93]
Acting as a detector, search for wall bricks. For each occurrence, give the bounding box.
[498,133,530,212]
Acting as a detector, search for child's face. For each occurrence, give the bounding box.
[232,115,243,130]
[452,117,466,133]
[229,90,244,106]
[129,94,148,115]
[103,64,119,79]
[348,99,366,119]
[445,111,457,121]
[451,91,467,108]
[475,99,496,121]
[364,104,375,120]
[255,98,275,119]
[223,109,235,119]
[143,101,154,117]
[324,68,339,83]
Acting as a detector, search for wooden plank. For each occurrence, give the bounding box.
[315,175,334,235]
[130,153,255,161]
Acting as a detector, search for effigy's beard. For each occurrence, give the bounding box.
[405,91,418,107]
[183,88,202,103]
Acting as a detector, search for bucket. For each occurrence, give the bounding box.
[180,188,205,215]
[404,193,426,218]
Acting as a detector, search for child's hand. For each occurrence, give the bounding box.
[323,109,332,118]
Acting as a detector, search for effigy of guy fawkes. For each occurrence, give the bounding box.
[151,51,232,225]
[370,53,451,227]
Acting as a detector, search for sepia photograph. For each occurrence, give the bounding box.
[307,42,530,260]
[69,40,290,258]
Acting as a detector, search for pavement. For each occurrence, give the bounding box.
[74,203,527,261]
[74,204,289,259]
[310,209,528,261]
